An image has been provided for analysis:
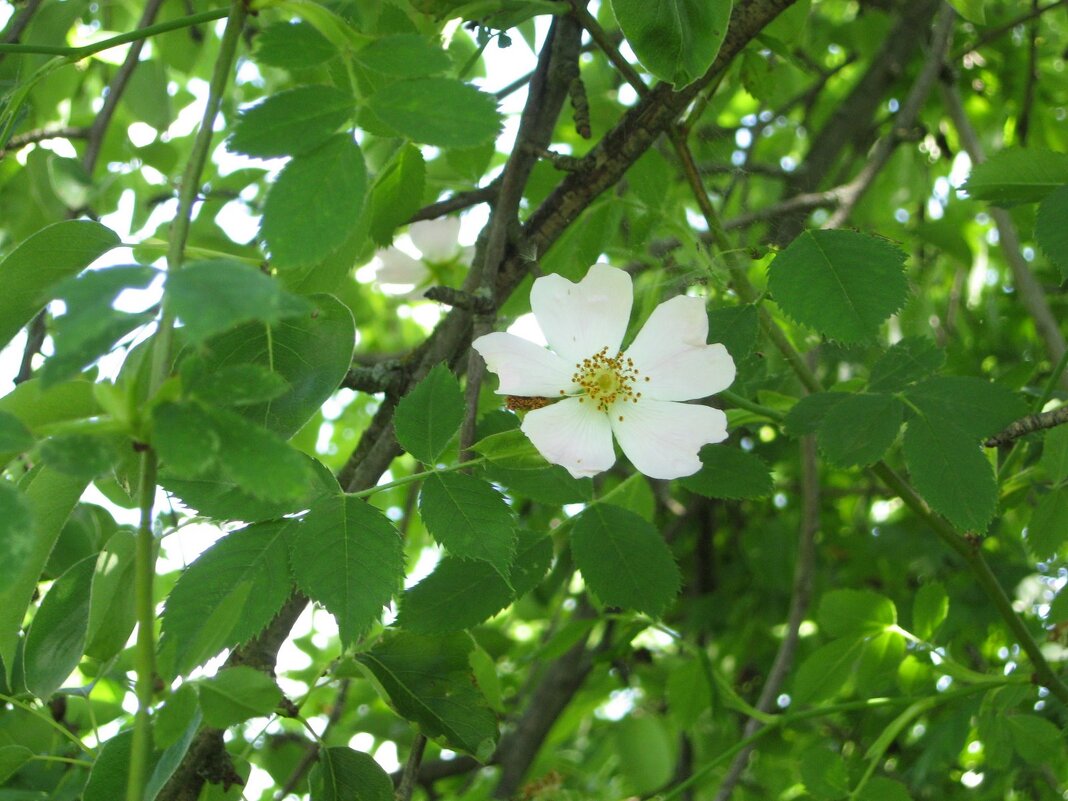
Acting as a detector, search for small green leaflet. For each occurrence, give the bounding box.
[355,631,498,757]
[195,666,281,728]
[85,529,137,661]
[0,410,33,452]
[817,589,896,638]
[817,393,902,467]
[799,746,850,801]
[868,337,944,393]
[0,746,34,784]
[310,747,394,801]
[903,412,997,532]
[285,495,404,646]
[904,376,1026,440]
[911,582,948,642]
[0,219,120,350]
[611,0,731,88]
[945,0,985,23]
[571,503,680,616]
[355,34,451,77]
[1035,184,1068,281]
[260,135,368,269]
[207,406,316,502]
[964,149,1068,205]
[613,716,674,794]
[1039,425,1068,483]
[159,521,292,678]
[1026,487,1068,559]
[707,304,759,359]
[783,391,849,436]
[792,637,865,704]
[393,363,464,464]
[253,21,337,70]
[681,444,773,499]
[369,78,501,148]
[471,428,550,470]
[419,472,517,576]
[166,259,312,344]
[228,85,354,158]
[23,554,95,699]
[767,230,908,343]
[369,144,426,246]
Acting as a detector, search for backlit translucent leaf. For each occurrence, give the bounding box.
[369,78,501,147]
[0,220,120,349]
[196,666,281,728]
[681,444,773,499]
[228,86,353,158]
[818,589,896,638]
[85,530,137,661]
[261,135,368,269]
[369,143,426,246]
[912,582,948,642]
[310,747,394,801]
[793,637,865,704]
[23,554,94,698]
[1035,184,1068,281]
[159,522,291,678]
[818,393,902,467]
[611,0,731,88]
[167,259,312,344]
[903,413,997,532]
[355,631,497,757]
[286,495,404,646]
[419,473,517,576]
[393,363,464,464]
[800,746,849,801]
[614,716,674,794]
[964,149,1068,205]
[1005,714,1063,766]
[571,503,680,616]
[767,230,908,343]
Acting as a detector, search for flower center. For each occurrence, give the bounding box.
[569,346,644,413]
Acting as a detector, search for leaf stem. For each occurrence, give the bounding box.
[0,693,94,754]
[347,457,487,499]
[0,9,228,58]
[719,389,785,422]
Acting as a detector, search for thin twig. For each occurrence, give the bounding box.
[1016,0,1041,146]
[952,0,1068,58]
[0,125,87,159]
[568,0,648,97]
[984,406,1068,447]
[396,734,429,801]
[407,183,499,224]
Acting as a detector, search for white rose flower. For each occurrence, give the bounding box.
[473,263,736,480]
[375,217,468,289]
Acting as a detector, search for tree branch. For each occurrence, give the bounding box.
[984,405,1068,447]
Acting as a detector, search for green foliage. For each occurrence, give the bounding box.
[310,746,394,801]
[195,667,282,728]
[1035,184,1068,280]
[767,230,908,343]
[680,444,773,498]
[368,78,502,147]
[964,149,1068,204]
[227,86,354,158]
[23,555,95,698]
[419,472,517,575]
[393,363,465,464]
[611,0,730,88]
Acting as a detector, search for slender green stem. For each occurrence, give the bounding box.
[0,9,228,58]
[720,389,785,422]
[124,4,248,800]
[132,238,262,265]
[31,754,96,768]
[0,693,94,754]
[347,457,487,499]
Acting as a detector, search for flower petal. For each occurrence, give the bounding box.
[410,217,461,262]
[473,332,576,397]
[376,248,428,285]
[611,399,728,480]
[624,296,736,401]
[521,397,616,478]
[530,263,633,363]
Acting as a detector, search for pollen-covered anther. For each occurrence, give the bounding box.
[572,345,642,412]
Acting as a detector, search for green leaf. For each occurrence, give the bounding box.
[84,532,136,662]
[159,522,292,678]
[571,503,680,616]
[355,631,498,757]
[188,294,354,438]
[23,554,95,698]
[355,34,451,77]
[483,462,592,505]
[286,495,404,646]
[1005,714,1063,767]
[155,684,199,749]
[369,143,426,246]
[800,746,849,800]
[399,530,551,634]
[1036,184,1068,281]
[818,589,896,638]
[0,410,34,451]
[472,428,550,470]
[0,378,100,466]
[39,265,157,386]
[0,219,120,349]
[124,59,172,129]
[707,304,759,359]
[680,444,773,499]
[855,629,906,690]
[0,468,86,676]
[196,666,281,728]
[181,361,290,407]
[369,78,501,147]
[151,401,220,476]
[39,432,117,478]
[767,230,908,343]
[904,377,1027,440]
[793,637,865,704]
[0,745,34,783]
[911,582,948,641]
[964,149,1068,205]
[817,393,902,467]
[394,363,464,464]
[1026,487,1068,559]
[666,659,712,730]
[254,21,337,69]
[228,86,354,158]
[261,135,368,269]
[945,0,984,24]
[614,715,674,794]
[784,392,849,436]
[310,746,394,801]
[856,777,912,801]
[903,413,997,532]
[419,473,517,576]
[167,260,313,344]
[1039,425,1068,483]
[868,337,944,393]
[84,730,135,801]
[611,0,731,88]
[208,406,316,501]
